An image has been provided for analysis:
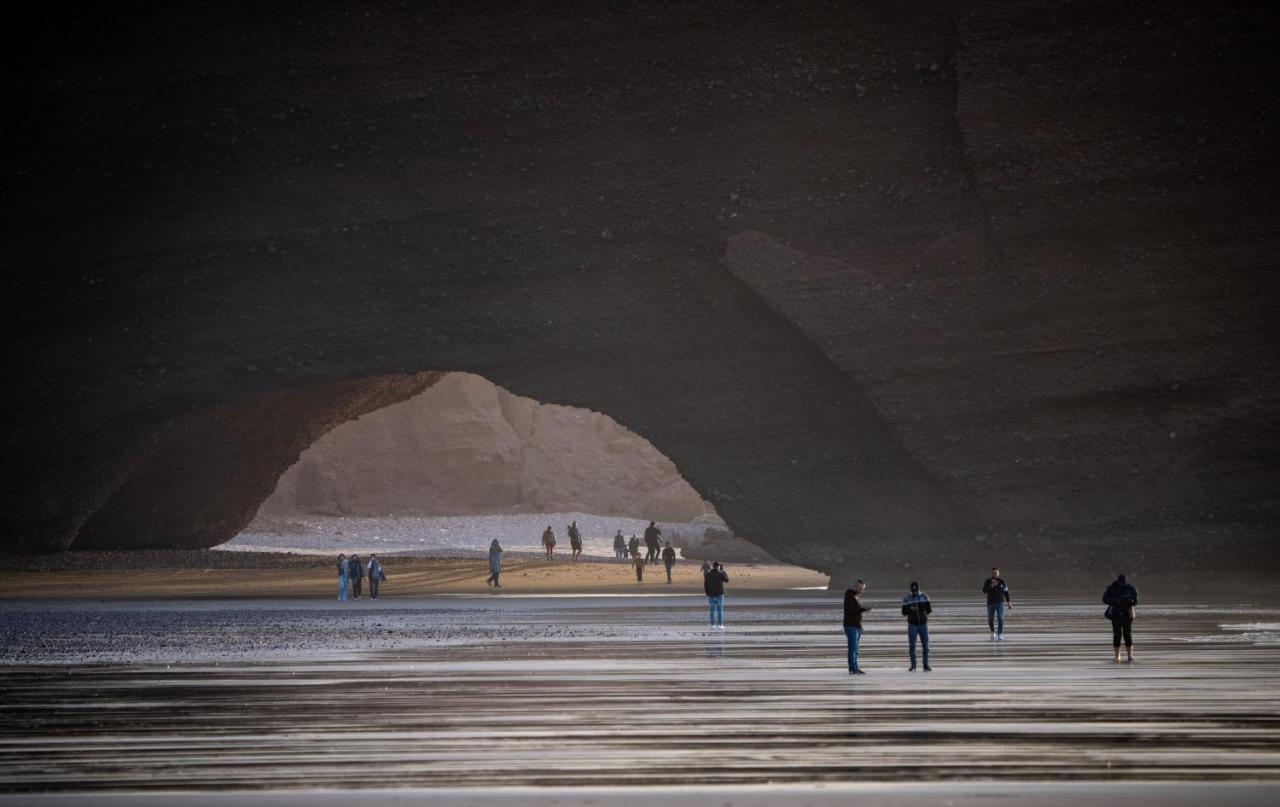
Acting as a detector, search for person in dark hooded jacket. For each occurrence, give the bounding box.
[901,581,932,671]
[347,554,364,600]
[1103,574,1139,662]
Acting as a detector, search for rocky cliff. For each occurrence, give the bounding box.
[255,373,709,522]
[3,1,1276,575]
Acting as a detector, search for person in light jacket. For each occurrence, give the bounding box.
[336,554,348,601]
[487,539,503,587]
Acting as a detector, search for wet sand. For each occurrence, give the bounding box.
[1,590,1278,804]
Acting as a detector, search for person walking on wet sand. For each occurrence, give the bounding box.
[347,553,364,600]
[336,553,349,601]
[542,526,556,560]
[982,567,1012,640]
[568,521,583,562]
[662,541,677,583]
[1103,574,1139,662]
[633,552,646,583]
[613,530,626,561]
[705,562,729,629]
[644,521,662,565]
[628,534,641,560]
[367,555,384,601]
[844,579,873,674]
[487,539,503,587]
[902,581,932,671]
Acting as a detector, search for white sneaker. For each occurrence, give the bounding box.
[990,631,997,640]
[997,633,1004,641]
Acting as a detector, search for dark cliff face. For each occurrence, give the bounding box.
[3,2,1276,574]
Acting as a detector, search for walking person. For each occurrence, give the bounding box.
[633,552,646,583]
[541,526,556,560]
[643,521,662,565]
[487,539,503,587]
[613,530,626,561]
[367,555,384,601]
[982,567,1013,640]
[628,534,641,560]
[844,579,873,674]
[568,521,583,562]
[661,541,677,583]
[348,553,364,600]
[336,553,349,601]
[1103,574,1139,662]
[902,581,932,671]
[705,561,729,629]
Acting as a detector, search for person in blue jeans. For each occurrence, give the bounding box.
[901,581,932,671]
[982,567,1012,640]
[843,579,873,674]
[704,562,729,629]
[336,554,348,601]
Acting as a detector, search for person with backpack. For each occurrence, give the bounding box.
[661,541,677,583]
[613,530,627,561]
[347,553,364,600]
[367,555,385,601]
[843,579,873,674]
[1103,574,1139,662]
[902,581,932,671]
[541,526,556,560]
[568,521,583,562]
[336,554,349,601]
[704,562,729,629]
[487,539,503,587]
[982,567,1013,640]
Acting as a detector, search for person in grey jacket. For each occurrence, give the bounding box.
[902,581,932,672]
[367,555,384,601]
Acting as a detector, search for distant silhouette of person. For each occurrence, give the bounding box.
[644,521,662,565]
[613,530,627,561]
[844,579,873,674]
[704,562,729,629]
[662,542,677,583]
[699,560,711,577]
[628,534,641,559]
[347,553,364,600]
[982,567,1013,640]
[487,539,503,587]
[568,521,583,562]
[367,555,384,600]
[542,526,556,560]
[902,581,932,671]
[336,554,348,601]
[633,553,646,583]
[1103,574,1139,662]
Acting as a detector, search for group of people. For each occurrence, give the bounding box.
[540,521,584,561]
[335,553,385,601]
[839,569,1140,674]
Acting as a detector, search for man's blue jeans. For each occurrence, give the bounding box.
[987,601,1005,633]
[337,574,348,601]
[908,623,929,666]
[708,595,724,626]
[844,627,862,671]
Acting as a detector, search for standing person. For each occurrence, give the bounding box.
[568,521,583,562]
[1103,574,1139,662]
[704,562,729,629]
[982,567,1013,640]
[541,526,556,560]
[336,554,348,601]
[661,541,677,584]
[628,534,641,560]
[613,530,626,561]
[487,539,503,587]
[644,521,662,565]
[347,553,364,600]
[367,555,384,601]
[902,581,932,671]
[633,552,646,583]
[844,579,873,674]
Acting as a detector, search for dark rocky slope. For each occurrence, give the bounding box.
[3,1,1276,576]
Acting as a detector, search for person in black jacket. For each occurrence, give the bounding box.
[347,554,364,600]
[661,542,677,583]
[901,581,932,671]
[982,567,1013,640]
[843,579,873,674]
[1103,574,1139,662]
[704,562,729,629]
